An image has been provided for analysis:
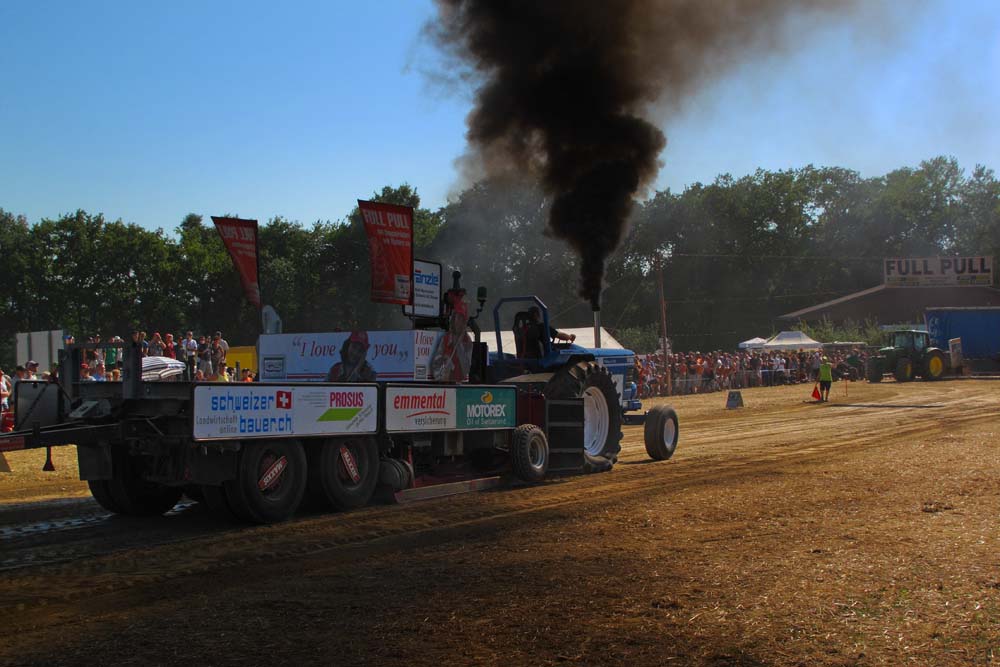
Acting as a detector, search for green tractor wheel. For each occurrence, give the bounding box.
[893,357,914,383]
[924,349,946,380]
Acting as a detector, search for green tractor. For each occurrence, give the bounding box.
[866,330,948,383]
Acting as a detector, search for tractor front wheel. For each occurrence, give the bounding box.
[644,405,679,461]
[510,424,549,483]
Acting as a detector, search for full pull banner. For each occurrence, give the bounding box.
[883,256,993,287]
[358,200,413,305]
[212,216,262,308]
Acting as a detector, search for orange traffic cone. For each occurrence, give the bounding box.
[811,384,821,401]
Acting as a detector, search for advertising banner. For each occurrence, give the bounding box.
[211,217,262,308]
[385,385,456,431]
[403,259,442,318]
[358,200,413,305]
[385,385,517,433]
[192,384,378,441]
[883,257,993,287]
[258,330,443,382]
[456,387,517,429]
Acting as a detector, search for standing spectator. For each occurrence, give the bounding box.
[182,331,198,362]
[0,366,10,410]
[105,336,120,369]
[25,361,39,380]
[197,335,213,377]
[80,363,95,381]
[163,333,177,359]
[210,337,225,377]
[148,332,165,357]
[213,331,229,367]
[92,362,107,382]
[818,356,834,402]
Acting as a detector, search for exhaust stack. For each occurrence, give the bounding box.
[593,308,602,349]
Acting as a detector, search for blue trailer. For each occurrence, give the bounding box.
[925,307,1000,360]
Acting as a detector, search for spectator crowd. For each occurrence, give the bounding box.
[1,329,256,414]
[636,347,869,398]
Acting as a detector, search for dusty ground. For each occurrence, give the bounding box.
[1,379,999,666]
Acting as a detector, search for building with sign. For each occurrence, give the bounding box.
[779,256,1000,326]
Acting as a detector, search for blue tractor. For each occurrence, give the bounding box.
[483,296,676,471]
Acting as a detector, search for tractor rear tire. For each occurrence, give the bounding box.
[544,361,621,472]
[644,405,679,461]
[224,439,307,524]
[894,358,914,383]
[510,424,548,483]
[924,350,946,380]
[866,359,883,383]
[307,437,379,511]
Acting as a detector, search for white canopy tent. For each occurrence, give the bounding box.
[761,331,823,351]
[738,337,768,350]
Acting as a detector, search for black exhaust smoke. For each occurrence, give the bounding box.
[431,0,851,307]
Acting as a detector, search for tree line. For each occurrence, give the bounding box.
[2,157,998,368]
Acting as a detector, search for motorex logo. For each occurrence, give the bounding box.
[457,387,515,429]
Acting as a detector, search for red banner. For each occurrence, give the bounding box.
[211,216,262,309]
[358,200,413,305]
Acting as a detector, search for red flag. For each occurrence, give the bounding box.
[358,200,413,305]
[811,383,821,401]
[211,217,262,309]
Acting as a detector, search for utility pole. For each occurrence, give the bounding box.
[657,256,668,355]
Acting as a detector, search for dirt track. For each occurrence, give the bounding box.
[2,380,999,666]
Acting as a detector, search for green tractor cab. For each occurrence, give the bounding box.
[866,330,948,383]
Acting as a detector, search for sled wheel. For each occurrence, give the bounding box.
[225,439,307,524]
[510,424,548,483]
[201,483,239,521]
[99,448,182,517]
[925,350,946,380]
[894,358,914,383]
[88,479,123,514]
[643,405,679,461]
[545,361,622,470]
[307,436,379,511]
[183,484,205,503]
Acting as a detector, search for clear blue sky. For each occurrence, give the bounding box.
[1,1,998,232]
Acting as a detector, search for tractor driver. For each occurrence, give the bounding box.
[522,306,575,358]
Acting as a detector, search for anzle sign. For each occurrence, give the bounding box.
[884,257,993,287]
[403,259,442,319]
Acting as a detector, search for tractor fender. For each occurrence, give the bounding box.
[564,354,596,366]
